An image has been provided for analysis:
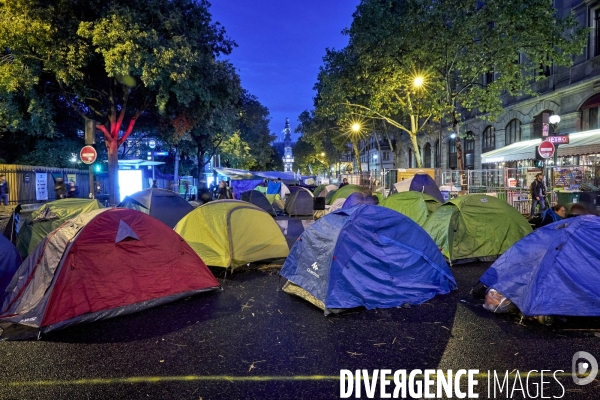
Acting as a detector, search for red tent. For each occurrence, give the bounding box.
[0,208,218,339]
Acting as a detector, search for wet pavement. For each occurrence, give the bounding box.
[1,222,600,399]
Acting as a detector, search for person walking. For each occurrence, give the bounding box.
[0,174,9,206]
[530,173,546,217]
[54,177,67,199]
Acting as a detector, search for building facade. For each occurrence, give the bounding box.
[439,0,600,188]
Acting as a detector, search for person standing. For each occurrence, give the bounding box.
[54,177,67,199]
[66,181,79,198]
[339,178,349,188]
[151,179,158,188]
[530,173,546,217]
[217,181,232,200]
[0,174,8,206]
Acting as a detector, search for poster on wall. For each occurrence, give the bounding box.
[553,167,584,189]
[36,173,48,200]
[67,173,77,184]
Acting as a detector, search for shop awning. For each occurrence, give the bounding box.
[481,138,541,163]
[557,129,600,157]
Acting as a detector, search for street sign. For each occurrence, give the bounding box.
[538,140,555,159]
[546,135,569,144]
[80,145,97,164]
[154,151,168,156]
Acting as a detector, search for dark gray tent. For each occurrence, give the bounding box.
[0,234,21,296]
[241,190,276,216]
[284,188,314,216]
[118,188,194,228]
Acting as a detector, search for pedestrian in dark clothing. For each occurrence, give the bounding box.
[66,181,79,198]
[217,181,232,200]
[151,180,158,188]
[55,177,67,199]
[0,174,8,206]
[339,178,349,188]
[537,204,566,228]
[529,173,546,217]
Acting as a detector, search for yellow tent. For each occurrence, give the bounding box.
[174,200,289,269]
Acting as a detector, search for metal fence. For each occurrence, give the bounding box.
[339,167,581,215]
[0,164,91,205]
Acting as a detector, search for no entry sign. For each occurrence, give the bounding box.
[80,145,97,164]
[538,140,555,159]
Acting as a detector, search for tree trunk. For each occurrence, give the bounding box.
[197,148,207,188]
[106,139,119,205]
[409,133,423,168]
[452,120,466,190]
[352,140,362,173]
[173,146,180,193]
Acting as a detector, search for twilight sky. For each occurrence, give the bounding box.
[209,0,360,141]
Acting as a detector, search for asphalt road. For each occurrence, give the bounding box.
[1,224,600,399]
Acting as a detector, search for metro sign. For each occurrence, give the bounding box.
[546,135,569,144]
[80,145,97,164]
[537,140,555,159]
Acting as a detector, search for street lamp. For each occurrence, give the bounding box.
[351,123,361,133]
[549,114,561,132]
[413,76,424,88]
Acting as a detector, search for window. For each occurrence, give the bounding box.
[505,119,521,145]
[464,132,475,170]
[424,143,432,168]
[580,93,600,130]
[482,126,495,153]
[448,138,457,169]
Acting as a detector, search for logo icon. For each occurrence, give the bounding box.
[572,351,598,385]
[311,262,318,271]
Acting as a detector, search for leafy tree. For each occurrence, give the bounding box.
[296,110,347,175]
[0,0,235,203]
[237,91,274,170]
[349,0,587,170]
[220,132,254,169]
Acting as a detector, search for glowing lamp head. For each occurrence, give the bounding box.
[549,115,561,125]
[414,76,424,87]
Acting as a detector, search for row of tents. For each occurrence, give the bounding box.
[1,172,598,339]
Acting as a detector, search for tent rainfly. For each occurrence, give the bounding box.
[281,205,456,314]
[175,200,289,270]
[118,188,194,228]
[0,208,219,339]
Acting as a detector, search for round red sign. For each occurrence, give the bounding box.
[538,140,555,159]
[80,145,97,164]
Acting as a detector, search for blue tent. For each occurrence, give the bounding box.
[342,192,379,209]
[392,173,444,203]
[280,205,456,314]
[480,215,600,317]
[0,234,22,296]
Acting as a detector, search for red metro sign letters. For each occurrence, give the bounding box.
[537,140,555,159]
[80,145,98,164]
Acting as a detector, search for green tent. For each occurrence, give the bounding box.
[174,200,289,270]
[380,192,441,226]
[329,184,364,204]
[16,199,103,258]
[422,194,532,263]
